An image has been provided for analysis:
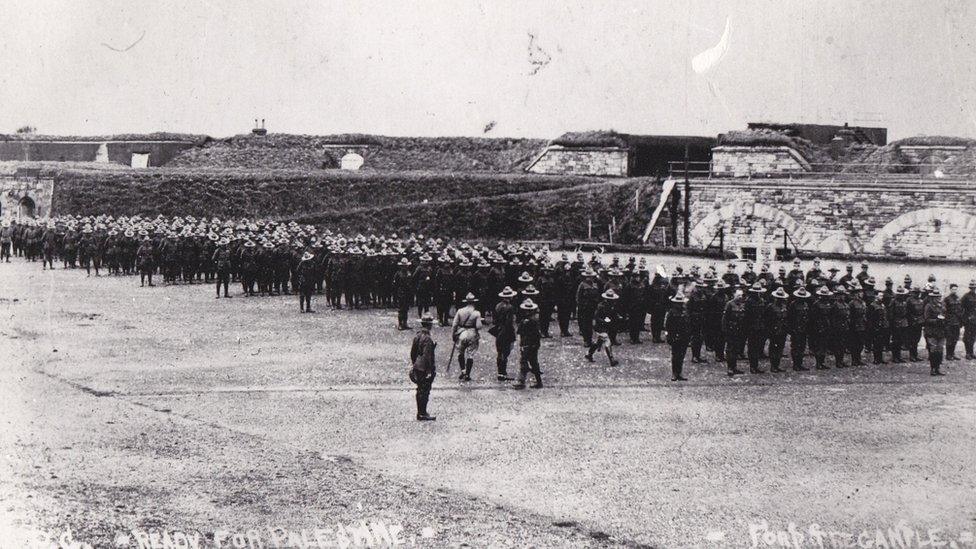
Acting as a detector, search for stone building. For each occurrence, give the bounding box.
[526,133,715,177]
[0,169,55,220]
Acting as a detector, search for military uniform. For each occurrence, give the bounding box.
[513,299,543,389]
[409,314,437,420]
[664,291,690,381]
[923,291,947,376]
[962,281,976,359]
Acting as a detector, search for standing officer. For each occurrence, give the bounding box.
[394,258,414,330]
[744,283,767,374]
[906,288,924,362]
[809,287,833,370]
[788,287,811,371]
[296,250,317,313]
[721,288,747,376]
[212,238,233,298]
[688,279,709,363]
[513,298,543,389]
[962,280,976,360]
[830,286,851,367]
[409,313,437,421]
[923,288,947,376]
[707,280,729,362]
[576,269,601,348]
[943,283,963,361]
[848,282,867,366]
[866,288,890,365]
[554,264,575,337]
[664,290,690,381]
[586,289,620,366]
[889,286,910,363]
[492,287,518,381]
[765,287,790,373]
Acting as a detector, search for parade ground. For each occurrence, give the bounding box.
[2,259,976,548]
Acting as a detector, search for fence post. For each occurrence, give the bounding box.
[719,226,725,255]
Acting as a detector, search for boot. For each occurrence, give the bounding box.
[606,348,619,367]
[530,375,543,389]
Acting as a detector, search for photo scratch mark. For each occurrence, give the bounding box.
[101,30,146,53]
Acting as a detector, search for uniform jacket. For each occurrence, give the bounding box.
[517,316,542,348]
[664,303,691,343]
[943,294,963,328]
[923,300,946,340]
[410,330,436,374]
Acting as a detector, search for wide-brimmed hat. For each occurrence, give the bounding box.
[464,292,479,303]
[793,288,811,298]
[397,258,411,266]
[929,287,942,298]
[420,313,435,326]
[582,269,597,277]
[517,272,534,283]
[601,289,619,300]
[301,251,314,261]
[816,286,833,296]
[244,240,256,248]
[521,284,539,296]
[498,286,517,298]
[714,280,729,290]
[894,286,909,295]
[520,298,539,311]
[748,283,764,293]
[834,285,848,294]
[771,287,789,299]
[670,290,687,303]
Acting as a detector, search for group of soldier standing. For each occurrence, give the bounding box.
[3,215,974,421]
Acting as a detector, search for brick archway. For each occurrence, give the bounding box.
[864,207,976,254]
[690,201,815,249]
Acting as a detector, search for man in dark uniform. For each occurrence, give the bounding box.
[721,288,746,376]
[809,286,833,369]
[866,286,890,365]
[962,280,976,360]
[536,264,555,338]
[414,255,434,318]
[648,271,670,342]
[765,287,790,372]
[296,250,317,313]
[554,263,575,337]
[855,262,871,286]
[433,256,455,326]
[722,262,740,288]
[409,313,437,421]
[576,269,601,347]
[838,264,855,287]
[586,289,620,367]
[943,283,963,361]
[923,288,947,376]
[394,258,414,330]
[137,234,155,287]
[212,238,233,298]
[707,280,729,362]
[805,258,824,286]
[513,298,543,389]
[687,279,708,363]
[889,286,910,363]
[906,287,924,362]
[492,287,518,381]
[664,290,690,381]
[787,259,805,289]
[830,286,851,367]
[848,281,867,366]
[744,283,767,374]
[788,287,811,371]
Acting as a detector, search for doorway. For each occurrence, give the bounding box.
[18,196,35,219]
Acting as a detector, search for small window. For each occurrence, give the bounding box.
[131,152,150,168]
[740,247,757,261]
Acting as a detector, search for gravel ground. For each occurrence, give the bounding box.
[1,260,975,548]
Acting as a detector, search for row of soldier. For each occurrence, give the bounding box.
[3,216,975,386]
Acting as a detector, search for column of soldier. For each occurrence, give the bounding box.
[3,216,976,390]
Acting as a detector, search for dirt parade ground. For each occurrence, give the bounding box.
[1,259,975,549]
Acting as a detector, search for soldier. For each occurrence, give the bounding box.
[664,289,690,381]
[806,258,824,285]
[212,238,233,298]
[392,258,414,329]
[721,287,746,376]
[576,269,601,347]
[743,283,767,374]
[848,281,867,366]
[296,250,317,313]
[491,286,518,381]
[512,298,543,389]
[586,289,620,367]
[409,313,437,421]
[765,287,790,372]
[707,280,729,362]
[136,234,155,287]
[536,264,555,338]
[433,256,454,326]
[866,288,889,365]
[722,262,740,288]
[624,269,648,344]
[787,258,805,289]
[452,292,483,381]
[855,262,871,286]
[889,286,910,363]
[648,270,670,342]
[943,283,963,361]
[923,288,947,376]
[963,280,976,360]
[838,264,855,287]
[741,263,758,287]
[830,286,851,367]
[809,286,833,370]
[906,287,924,362]
[788,287,811,371]
[687,279,708,363]
[0,220,12,262]
[41,222,58,270]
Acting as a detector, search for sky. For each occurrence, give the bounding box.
[0,0,974,140]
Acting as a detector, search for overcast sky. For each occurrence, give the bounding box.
[1,0,973,140]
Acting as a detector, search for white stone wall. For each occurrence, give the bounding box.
[0,176,55,220]
[710,146,810,178]
[526,146,629,177]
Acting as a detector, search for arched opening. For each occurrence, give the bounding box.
[18,196,35,219]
